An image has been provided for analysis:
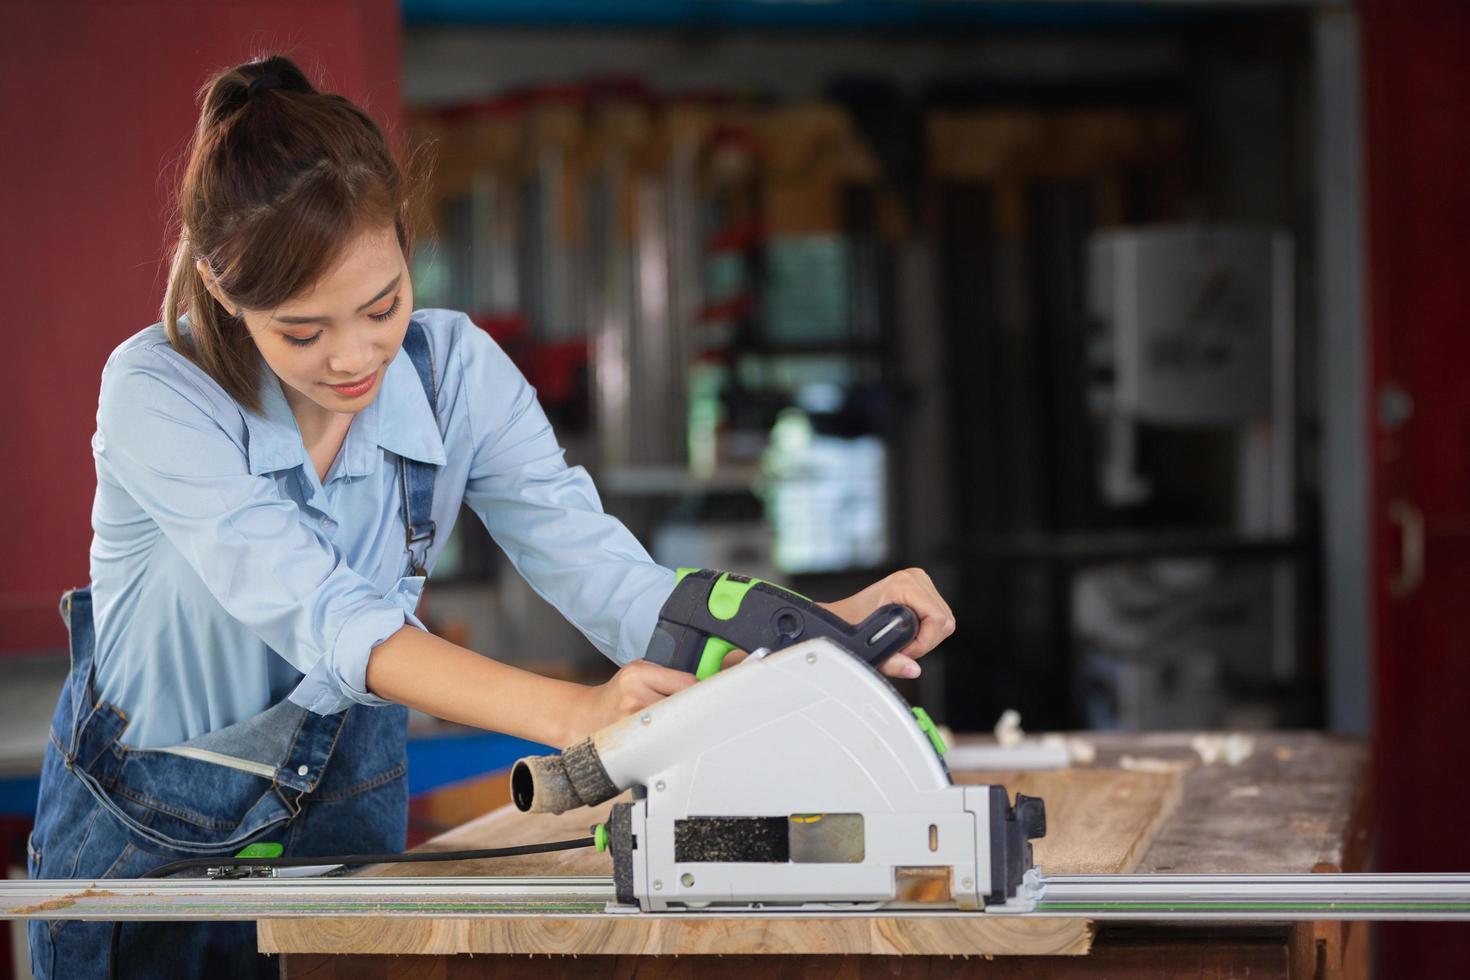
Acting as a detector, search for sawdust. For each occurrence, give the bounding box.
[10,887,120,916]
[11,896,75,914]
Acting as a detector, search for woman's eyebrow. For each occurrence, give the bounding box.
[272,273,402,325]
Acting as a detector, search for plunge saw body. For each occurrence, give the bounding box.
[511,636,1044,912]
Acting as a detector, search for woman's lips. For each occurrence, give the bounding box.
[327,372,377,398]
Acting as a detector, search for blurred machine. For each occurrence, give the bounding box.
[1078,225,1297,729]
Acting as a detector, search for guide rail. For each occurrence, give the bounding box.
[4,872,1470,922]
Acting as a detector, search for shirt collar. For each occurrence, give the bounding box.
[172,313,302,476]
[243,344,446,478]
[245,365,309,476]
[370,344,447,467]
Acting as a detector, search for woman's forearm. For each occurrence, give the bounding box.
[364,625,594,746]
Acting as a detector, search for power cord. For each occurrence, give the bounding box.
[107,836,595,980]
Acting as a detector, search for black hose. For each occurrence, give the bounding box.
[141,836,595,879]
[108,836,595,980]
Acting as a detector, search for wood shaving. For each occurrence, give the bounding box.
[1189,734,1255,766]
[1040,733,1097,766]
[994,709,1023,748]
[1066,737,1097,765]
[983,711,1095,767]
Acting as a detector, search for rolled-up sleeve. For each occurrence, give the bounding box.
[457,323,675,664]
[95,353,418,713]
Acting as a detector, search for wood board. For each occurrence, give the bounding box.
[259,765,1180,958]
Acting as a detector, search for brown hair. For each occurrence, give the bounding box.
[162,54,413,412]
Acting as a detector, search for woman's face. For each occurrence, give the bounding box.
[203,224,413,419]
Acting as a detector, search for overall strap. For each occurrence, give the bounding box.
[399,318,441,577]
[58,588,98,756]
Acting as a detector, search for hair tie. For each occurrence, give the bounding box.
[247,72,284,98]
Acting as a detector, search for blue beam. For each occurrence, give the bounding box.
[406,730,552,796]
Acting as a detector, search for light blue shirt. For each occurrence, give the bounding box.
[89,308,675,748]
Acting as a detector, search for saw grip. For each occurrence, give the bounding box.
[646,568,919,678]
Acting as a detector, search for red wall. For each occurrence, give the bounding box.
[1362,0,1470,970]
[0,1,401,653]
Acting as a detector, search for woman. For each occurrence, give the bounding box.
[27,55,955,978]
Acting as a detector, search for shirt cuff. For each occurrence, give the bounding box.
[620,565,677,665]
[290,577,428,714]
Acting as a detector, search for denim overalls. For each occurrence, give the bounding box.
[27,320,442,979]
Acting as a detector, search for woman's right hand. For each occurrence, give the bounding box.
[366,626,699,749]
[566,660,696,744]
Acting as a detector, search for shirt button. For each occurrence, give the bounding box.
[319,517,331,528]
[297,765,310,776]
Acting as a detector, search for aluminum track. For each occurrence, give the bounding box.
[0,875,616,921]
[4,872,1470,922]
[1022,872,1470,921]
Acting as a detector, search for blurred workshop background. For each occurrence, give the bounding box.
[2,0,1467,973]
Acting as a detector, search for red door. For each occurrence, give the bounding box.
[1362,0,1470,970]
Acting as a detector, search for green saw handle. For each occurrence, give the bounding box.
[647,569,919,678]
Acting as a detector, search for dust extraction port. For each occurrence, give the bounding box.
[510,756,581,813]
[511,760,536,811]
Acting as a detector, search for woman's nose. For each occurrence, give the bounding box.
[327,328,376,377]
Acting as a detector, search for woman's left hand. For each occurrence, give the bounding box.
[819,567,955,680]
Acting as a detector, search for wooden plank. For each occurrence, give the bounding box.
[269,910,1091,958]
[955,769,1183,876]
[260,765,1180,957]
[280,932,1292,979]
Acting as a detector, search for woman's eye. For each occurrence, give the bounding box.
[284,333,322,347]
[369,295,402,322]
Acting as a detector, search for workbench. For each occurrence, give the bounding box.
[264,731,1369,979]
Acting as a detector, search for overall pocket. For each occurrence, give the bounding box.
[73,751,295,860]
[67,697,318,859]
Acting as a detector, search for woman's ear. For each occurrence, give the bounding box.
[195,259,238,317]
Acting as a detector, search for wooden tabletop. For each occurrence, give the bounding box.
[259,730,1368,965]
